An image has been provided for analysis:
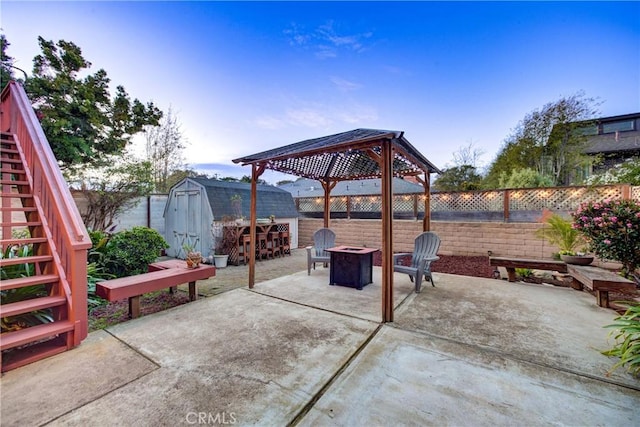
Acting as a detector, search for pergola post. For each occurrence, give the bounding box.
[320,179,336,228]
[380,142,394,322]
[415,172,431,232]
[249,163,266,288]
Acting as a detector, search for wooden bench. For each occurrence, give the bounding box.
[567,264,635,308]
[96,264,215,318]
[489,256,568,282]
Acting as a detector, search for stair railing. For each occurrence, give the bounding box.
[1,81,92,344]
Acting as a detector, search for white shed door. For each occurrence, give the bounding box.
[172,189,202,258]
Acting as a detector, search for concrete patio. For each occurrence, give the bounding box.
[1,263,639,426]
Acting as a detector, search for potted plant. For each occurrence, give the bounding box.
[183,244,202,268]
[212,237,229,268]
[535,212,592,265]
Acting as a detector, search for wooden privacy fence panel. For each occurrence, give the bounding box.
[295,184,639,223]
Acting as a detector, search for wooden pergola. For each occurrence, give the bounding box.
[232,129,440,322]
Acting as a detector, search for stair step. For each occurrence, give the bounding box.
[0,237,48,246]
[0,158,22,164]
[0,320,74,351]
[0,206,37,213]
[0,179,29,186]
[0,167,26,175]
[1,295,67,318]
[0,274,59,291]
[0,221,42,228]
[0,192,32,198]
[0,254,53,267]
[0,148,19,155]
[1,337,69,372]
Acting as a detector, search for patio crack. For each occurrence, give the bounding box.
[286,323,384,426]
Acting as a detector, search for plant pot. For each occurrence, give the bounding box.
[213,254,229,268]
[186,252,202,269]
[560,255,594,265]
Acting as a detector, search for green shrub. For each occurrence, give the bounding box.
[515,268,533,278]
[602,303,640,377]
[100,227,168,278]
[536,212,586,256]
[1,236,52,332]
[86,262,113,309]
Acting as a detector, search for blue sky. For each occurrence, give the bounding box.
[3,1,639,184]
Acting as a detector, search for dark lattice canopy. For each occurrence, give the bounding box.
[232,129,440,180]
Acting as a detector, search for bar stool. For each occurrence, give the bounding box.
[267,231,281,258]
[256,232,268,260]
[238,234,251,265]
[279,230,290,256]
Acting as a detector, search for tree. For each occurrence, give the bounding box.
[144,107,188,192]
[484,92,600,188]
[434,141,484,191]
[240,175,268,185]
[451,139,485,169]
[433,165,483,191]
[1,34,15,88]
[24,37,162,173]
[73,155,154,231]
[497,167,554,189]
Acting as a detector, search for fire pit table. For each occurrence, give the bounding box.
[325,246,379,290]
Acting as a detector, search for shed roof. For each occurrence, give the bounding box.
[279,177,425,198]
[232,128,441,180]
[189,178,298,220]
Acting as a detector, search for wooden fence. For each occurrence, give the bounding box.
[296,184,639,222]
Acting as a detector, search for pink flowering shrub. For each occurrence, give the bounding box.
[572,199,640,281]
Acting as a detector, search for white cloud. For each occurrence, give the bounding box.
[330,76,362,92]
[286,108,332,128]
[254,115,286,130]
[285,20,374,59]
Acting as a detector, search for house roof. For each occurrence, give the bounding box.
[232,128,441,180]
[278,177,425,198]
[583,132,640,155]
[189,178,298,219]
[557,112,640,156]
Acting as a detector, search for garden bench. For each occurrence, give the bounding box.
[566,264,635,308]
[96,264,215,318]
[489,256,568,282]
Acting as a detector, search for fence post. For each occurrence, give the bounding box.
[503,189,510,222]
[621,184,631,200]
[346,195,351,219]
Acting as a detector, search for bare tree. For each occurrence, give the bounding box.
[144,107,187,192]
[452,139,485,168]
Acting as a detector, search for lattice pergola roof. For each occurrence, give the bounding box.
[232,129,441,180]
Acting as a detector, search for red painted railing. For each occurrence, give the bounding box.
[1,81,92,344]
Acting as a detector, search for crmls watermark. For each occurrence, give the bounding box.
[185,412,238,425]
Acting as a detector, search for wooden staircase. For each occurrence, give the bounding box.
[1,82,91,372]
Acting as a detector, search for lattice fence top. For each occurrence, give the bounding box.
[431,191,504,212]
[508,185,624,211]
[296,185,640,216]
